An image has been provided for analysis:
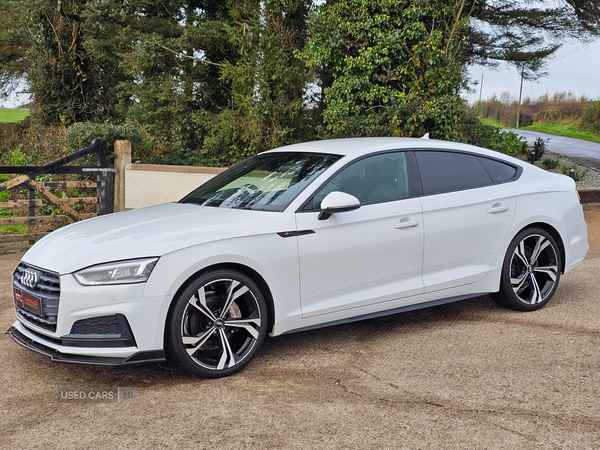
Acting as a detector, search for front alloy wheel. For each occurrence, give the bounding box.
[166,269,267,377]
[491,228,561,311]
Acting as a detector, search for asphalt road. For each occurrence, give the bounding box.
[1,208,599,449]
[508,129,600,169]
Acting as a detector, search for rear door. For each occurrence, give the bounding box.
[415,151,518,293]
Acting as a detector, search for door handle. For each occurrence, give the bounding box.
[487,203,509,214]
[394,219,420,229]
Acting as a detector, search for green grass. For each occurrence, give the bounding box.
[522,121,600,144]
[480,118,506,129]
[0,108,30,123]
[478,116,600,144]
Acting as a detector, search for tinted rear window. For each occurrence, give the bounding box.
[416,151,493,195]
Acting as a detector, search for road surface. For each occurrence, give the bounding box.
[508,129,600,169]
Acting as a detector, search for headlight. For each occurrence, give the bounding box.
[73,258,159,286]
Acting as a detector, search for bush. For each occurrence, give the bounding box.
[64,122,155,164]
[532,137,548,159]
[457,112,528,158]
[560,164,587,181]
[541,155,562,170]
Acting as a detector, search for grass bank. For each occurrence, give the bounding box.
[0,108,30,123]
[480,117,600,144]
[522,121,600,144]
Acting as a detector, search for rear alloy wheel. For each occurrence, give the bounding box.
[165,269,267,378]
[491,228,561,311]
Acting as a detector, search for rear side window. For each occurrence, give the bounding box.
[479,157,518,182]
[416,151,493,195]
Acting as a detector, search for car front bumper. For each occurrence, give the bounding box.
[10,268,171,365]
[7,323,165,365]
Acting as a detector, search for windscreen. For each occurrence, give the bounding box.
[179,152,342,212]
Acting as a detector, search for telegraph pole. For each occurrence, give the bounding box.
[516,65,524,128]
[478,74,484,105]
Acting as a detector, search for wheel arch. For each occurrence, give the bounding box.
[165,262,276,336]
[515,222,566,273]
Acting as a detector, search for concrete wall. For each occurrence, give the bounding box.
[113,140,226,210]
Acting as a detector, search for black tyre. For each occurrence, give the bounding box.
[491,227,561,311]
[165,269,267,378]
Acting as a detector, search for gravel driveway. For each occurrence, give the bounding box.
[1,209,599,449]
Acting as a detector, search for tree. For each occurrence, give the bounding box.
[467,0,600,79]
[301,0,469,138]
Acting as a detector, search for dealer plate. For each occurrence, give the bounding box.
[14,287,43,317]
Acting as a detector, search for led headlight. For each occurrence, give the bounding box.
[73,258,159,286]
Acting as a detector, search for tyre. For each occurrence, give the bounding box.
[165,269,267,378]
[491,227,561,311]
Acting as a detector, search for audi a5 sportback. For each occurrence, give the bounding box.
[9,137,588,377]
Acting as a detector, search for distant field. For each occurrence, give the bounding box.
[0,108,30,123]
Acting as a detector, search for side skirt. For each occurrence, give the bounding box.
[275,293,490,336]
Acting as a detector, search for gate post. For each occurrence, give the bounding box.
[114,140,132,212]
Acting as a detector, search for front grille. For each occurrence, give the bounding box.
[13,263,60,332]
[70,316,121,336]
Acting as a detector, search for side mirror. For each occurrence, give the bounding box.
[318,191,361,220]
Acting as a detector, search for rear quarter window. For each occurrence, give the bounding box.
[479,157,518,182]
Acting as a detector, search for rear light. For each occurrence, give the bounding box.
[576,191,582,203]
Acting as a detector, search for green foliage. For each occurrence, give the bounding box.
[64,122,155,163]
[5,1,596,166]
[457,112,528,157]
[301,0,467,139]
[560,164,587,181]
[541,155,562,170]
[582,101,600,132]
[532,137,548,159]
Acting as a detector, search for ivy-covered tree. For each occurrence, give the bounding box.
[301,0,469,139]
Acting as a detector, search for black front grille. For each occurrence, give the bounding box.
[13,263,60,332]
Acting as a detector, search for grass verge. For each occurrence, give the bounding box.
[522,121,600,144]
[0,108,30,123]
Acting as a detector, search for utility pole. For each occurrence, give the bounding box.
[516,65,524,128]
[478,74,484,105]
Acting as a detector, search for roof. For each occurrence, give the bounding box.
[265,137,511,161]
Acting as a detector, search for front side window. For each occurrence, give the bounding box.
[308,152,410,210]
[180,152,342,212]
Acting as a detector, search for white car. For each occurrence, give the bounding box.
[9,137,588,377]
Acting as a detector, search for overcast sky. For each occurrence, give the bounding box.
[464,40,600,104]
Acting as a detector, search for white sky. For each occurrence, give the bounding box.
[464,40,600,104]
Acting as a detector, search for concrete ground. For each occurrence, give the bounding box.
[1,209,599,449]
